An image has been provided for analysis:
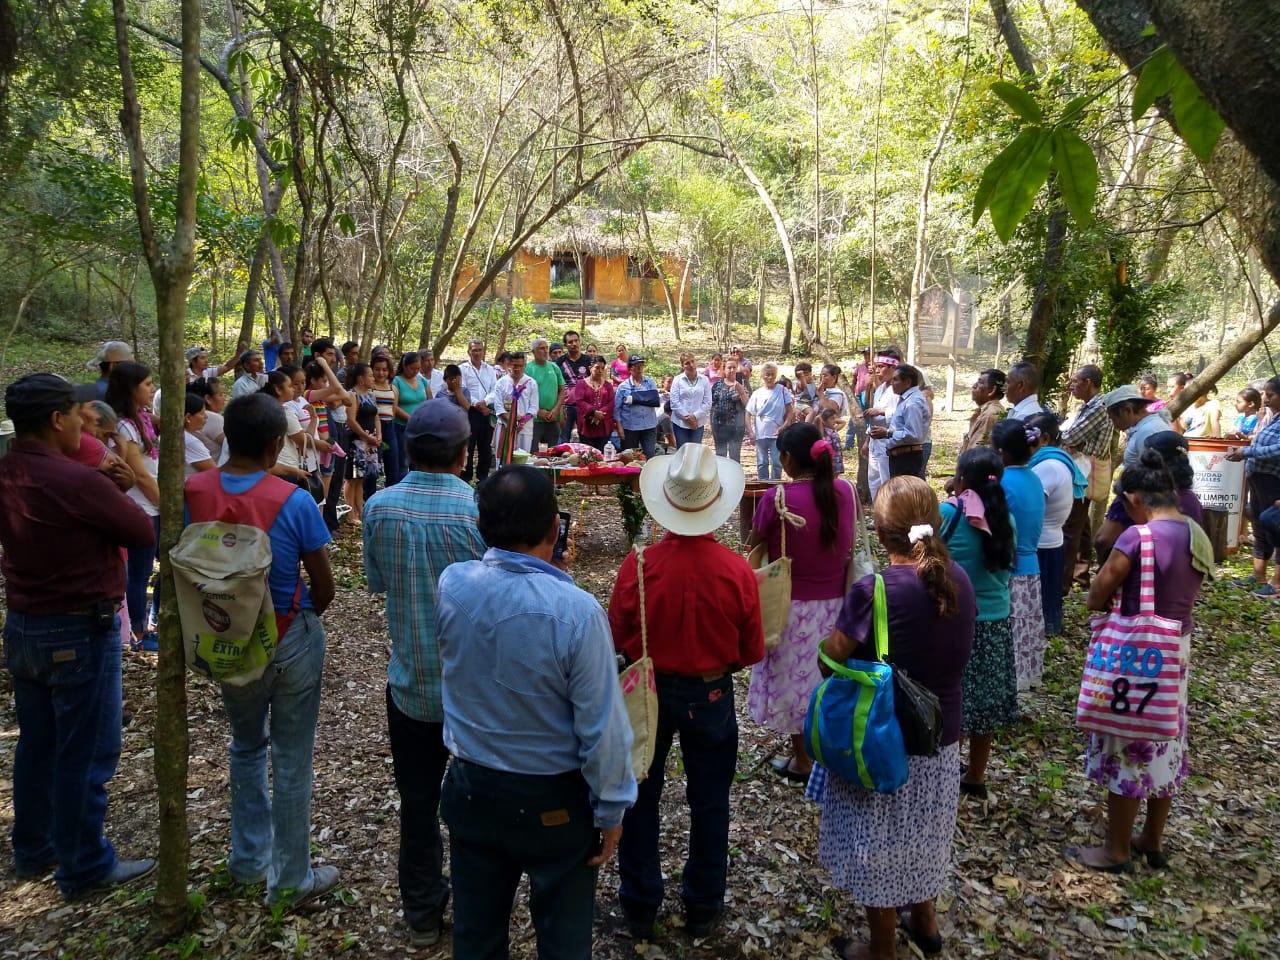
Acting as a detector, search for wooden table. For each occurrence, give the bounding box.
[537,465,642,492]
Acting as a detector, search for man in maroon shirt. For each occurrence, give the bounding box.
[608,444,763,941]
[0,374,157,899]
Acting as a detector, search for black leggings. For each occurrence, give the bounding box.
[1249,471,1280,559]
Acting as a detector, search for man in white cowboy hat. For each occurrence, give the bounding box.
[88,341,134,400]
[608,444,764,941]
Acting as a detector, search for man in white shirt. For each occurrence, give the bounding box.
[186,346,241,384]
[460,339,497,482]
[1006,361,1048,420]
[491,352,539,462]
[862,349,903,498]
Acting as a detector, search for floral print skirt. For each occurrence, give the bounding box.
[1085,631,1191,800]
[1010,574,1046,691]
[748,596,843,735]
[806,743,962,906]
[962,617,1019,736]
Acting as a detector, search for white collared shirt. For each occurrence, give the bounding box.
[1009,394,1047,421]
[460,360,497,404]
[669,372,712,427]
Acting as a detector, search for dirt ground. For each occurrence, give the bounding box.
[1,403,1279,960]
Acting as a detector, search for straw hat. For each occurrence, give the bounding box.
[639,444,745,537]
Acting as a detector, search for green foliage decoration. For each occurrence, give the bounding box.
[1097,275,1187,390]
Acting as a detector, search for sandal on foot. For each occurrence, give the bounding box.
[896,908,943,956]
[1130,835,1170,869]
[1064,845,1133,874]
[769,756,810,784]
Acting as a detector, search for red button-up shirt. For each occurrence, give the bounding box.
[609,532,764,675]
[0,439,156,614]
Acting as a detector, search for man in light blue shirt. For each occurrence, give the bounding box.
[613,355,660,456]
[363,399,485,949]
[869,363,931,480]
[437,465,636,959]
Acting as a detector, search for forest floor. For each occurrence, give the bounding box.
[0,333,1279,959]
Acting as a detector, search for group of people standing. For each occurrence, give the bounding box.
[0,331,1238,960]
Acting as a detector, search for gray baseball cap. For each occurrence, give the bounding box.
[1101,385,1153,408]
[405,397,470,445]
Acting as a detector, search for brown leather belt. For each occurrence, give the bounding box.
[888,444,924,457]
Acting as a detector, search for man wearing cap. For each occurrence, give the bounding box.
[0,374,157,899]
[363,399,485,949]
[89,341,134,399]
[437,466,636,959]
[608,445,764,940]
[614,355,660,457]
[231,349,268,399]
[862,347,903,498]
[1093,384,1161,559]
[186,345,241,384]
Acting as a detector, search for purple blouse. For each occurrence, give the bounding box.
[836,563,976,746]
[753,479,855,602]
[1112,519,1204,633]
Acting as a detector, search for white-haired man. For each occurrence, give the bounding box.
[526,337,566,451]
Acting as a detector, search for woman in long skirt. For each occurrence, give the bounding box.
[992,419,1046,691]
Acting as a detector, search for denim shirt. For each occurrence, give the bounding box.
[614,376,659,432]
[437,548,637,827]
[888,386,931,447]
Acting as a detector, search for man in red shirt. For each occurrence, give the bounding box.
[608,444,763,941]
[0,374,157,899]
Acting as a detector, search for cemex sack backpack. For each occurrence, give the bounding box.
[170,470,303,686]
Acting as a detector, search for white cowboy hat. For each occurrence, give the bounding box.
[639,444,745,537]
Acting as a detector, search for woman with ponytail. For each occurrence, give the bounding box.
[810,476,974,959]
[747,422,856,782]
[992,418,1047,691]
[943,449,1018,800]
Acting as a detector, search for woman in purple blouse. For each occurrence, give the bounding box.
[1075,449,1204,872]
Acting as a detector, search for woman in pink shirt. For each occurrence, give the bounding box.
[747,422,856,781]
[572,356,615,451]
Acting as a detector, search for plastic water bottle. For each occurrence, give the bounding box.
[603,440,617,461]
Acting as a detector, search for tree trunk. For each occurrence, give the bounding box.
[755,263,765,340]
[421,141,463,349]
[1077,0,1280,408]
[906,5,970,364]
[113,0,200,936]
[1137,0,1280,186]
[1023,205,1069,368]
[238,234,268,353]
[989,0,1038,75]
[721,143,828,360]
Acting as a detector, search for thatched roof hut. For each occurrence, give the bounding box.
[523,207,690,259]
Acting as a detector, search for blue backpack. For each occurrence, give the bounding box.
[803,574,909,793]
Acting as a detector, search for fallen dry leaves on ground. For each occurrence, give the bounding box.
[1,421,1278,959]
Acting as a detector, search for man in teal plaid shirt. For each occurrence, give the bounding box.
[363,398,485,949]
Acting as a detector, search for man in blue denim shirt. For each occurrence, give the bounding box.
[0,374,157,900]
[437,465,636,959]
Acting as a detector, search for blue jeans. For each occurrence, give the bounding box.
[755,437,781,480]
[672,424,705,448]
[442,759,597,960]
[4,610,123,897]
[1037,545,1066,636]
[622,428,657,458]
[618,674,737,924]
[125,515,160,635]
[221,610,326,899]
[560,405,578,444]
[712,425,744,462]
[383,418,405,487]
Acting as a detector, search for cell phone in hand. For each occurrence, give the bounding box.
[552,510,571,563]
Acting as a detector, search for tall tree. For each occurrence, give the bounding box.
[111,0,200,934]
[1074,0,1280,416]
